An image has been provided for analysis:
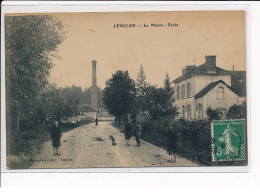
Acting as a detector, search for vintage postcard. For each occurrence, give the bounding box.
[3,10,247,170]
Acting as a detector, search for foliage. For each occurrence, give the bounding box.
[141,119,212,165]
[5,15,65,116]
[7,154,32,169]
[206,107,222,121]
[141,118,247,166]
[36,85,88,123]
[141,119,167,148]
[226,101,247,119]
[5,15,66,160]
[81,86,104,108]
[136,64,149,113]
[102,70,136,124]
[144,74,178,120]
[164,73,174,97]
[5,15,65,134]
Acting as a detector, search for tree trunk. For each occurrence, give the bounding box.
[16,112,20,131]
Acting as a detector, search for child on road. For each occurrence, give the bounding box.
[50,120,62,156]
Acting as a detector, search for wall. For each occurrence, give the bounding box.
[238,97,246,104]
[175,97,195,119]
[175,81,240,120]
[194,75,231,95]
[196,82,239,119]
[174,74,234,120]
[98,111,110,117]
[85,112,97,120]
[174,76,195,98]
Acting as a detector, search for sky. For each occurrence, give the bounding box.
[45,11,246,89]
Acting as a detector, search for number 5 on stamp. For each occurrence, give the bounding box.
[211,120,246,162]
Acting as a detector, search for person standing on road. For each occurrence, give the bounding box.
[124,120,131,146]
[166,130,178,163]
[95,118,98,126]
[50,120,62,156]
[135,121,142,147]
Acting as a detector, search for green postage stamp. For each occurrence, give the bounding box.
[212,120,246,162]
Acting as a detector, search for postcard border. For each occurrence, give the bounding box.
[1,2,251,173]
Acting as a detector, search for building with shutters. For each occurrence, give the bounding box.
[173,55,246,120]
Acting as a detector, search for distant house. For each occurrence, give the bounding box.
[78,104,96,120]
[97,108,111,117]
[173,55,246,120]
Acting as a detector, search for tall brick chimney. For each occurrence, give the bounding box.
[91,60,98,112]
[205,55,216,68]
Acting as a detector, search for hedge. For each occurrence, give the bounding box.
[141,118,247,166]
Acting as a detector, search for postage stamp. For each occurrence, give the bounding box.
[212,120,246,162]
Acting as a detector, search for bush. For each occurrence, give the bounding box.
[7,132,32,156]
[206,107,222,121]
[141,119,213,165]
[7,154,32,169]
[226,102,247,119]
[141,119,167,148]
[170,119,212,165]
[141,118,247,166]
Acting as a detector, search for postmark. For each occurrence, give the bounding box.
[211,120,246,162]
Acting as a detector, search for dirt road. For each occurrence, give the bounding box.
[30,122,197,168]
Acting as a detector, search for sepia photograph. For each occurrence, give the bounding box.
[4,11,247,169]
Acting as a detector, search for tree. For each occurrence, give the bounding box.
[136,64,149,113]
[5,15,65,131]
[164,73,175,101]
[71,85,83,117]
[164,73,172,92]
[80,87,104,108]
[36,86,73,126]
[144,74,178,120]
[145,85,178,120]
[102,70,136,124]
[226,102,247,119]
[206,107,222,121]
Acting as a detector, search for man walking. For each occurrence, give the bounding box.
[135,121,142,147]
[124,120,132,146]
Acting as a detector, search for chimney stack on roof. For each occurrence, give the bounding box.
[182,65,196,76]
[205,55,216,69]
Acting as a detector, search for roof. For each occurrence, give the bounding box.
[194,80,238,99]
[173,63,230,84]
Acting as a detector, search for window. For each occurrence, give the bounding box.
[187,104,191,120]
[182,105,185,119]
[217,87,224,99]
[195,105,198,119]
[186,82,191,97]
[189,82,191,97]
[177,86,180,99]
[198,103,203,119]
[181,84,185,98]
